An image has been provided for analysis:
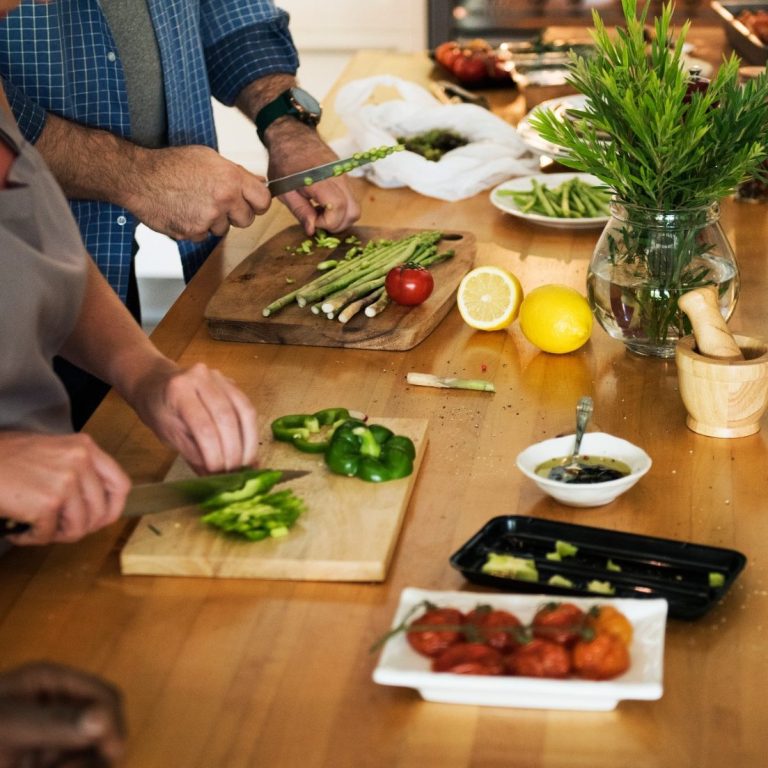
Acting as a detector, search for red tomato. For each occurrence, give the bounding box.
[506,638,571,679]
[451,51,489,84]
[432,642,505,675]
[465,606,524,653]
[531,602,586,645]
[385,264,434,306]
[406,607,465,658]
[572,630,630,680]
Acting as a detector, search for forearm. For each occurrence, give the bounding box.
[234,73,300,147]
[34,112,149,210]
[59,259,176,402]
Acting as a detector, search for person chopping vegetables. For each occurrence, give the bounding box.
[0,65,258,547]
[0,0,361,428]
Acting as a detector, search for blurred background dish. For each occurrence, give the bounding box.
[516,93,586,159]
[711,1,768,63]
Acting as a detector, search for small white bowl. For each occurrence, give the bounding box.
[516,432,652,508]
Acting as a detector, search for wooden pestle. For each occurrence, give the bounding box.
[678,286,744,360]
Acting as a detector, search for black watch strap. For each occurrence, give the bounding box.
[255,87,321,143]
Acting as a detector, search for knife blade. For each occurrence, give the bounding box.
[0,468,309,535]
[266,153,375,197]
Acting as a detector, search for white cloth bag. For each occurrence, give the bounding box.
[330,75,538,201]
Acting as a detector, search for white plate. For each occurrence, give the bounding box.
[490,172,610,229]
[516,94,588,159]
[373,588,667,711]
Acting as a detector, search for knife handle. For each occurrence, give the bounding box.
[0,517,31,536]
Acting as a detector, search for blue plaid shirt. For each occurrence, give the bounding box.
[0,0,299,301]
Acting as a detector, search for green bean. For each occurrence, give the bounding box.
[497,177,611,219]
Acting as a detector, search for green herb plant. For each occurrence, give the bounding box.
[531,0,768,208]
[529,0,768,350]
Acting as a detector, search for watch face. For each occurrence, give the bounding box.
[289,88,321,119]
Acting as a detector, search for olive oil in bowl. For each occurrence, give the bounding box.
[535,456,631,484]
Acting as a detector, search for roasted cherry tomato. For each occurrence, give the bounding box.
[385,263,434,306]
[585,605,633,648]
[435,41,461,71]
[406,606,465,658]
[506,638,571,678]
[531,602,586,646]
[432,642,505,675]
[451,51,489,84]
[572,630,630,680]
[465,606,524,653]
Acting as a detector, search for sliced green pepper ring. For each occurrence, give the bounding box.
[325,420,416,482]
[271,408,352,453]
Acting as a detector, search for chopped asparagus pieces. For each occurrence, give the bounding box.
[263,231,452,323]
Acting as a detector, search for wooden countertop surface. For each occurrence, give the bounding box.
[2,28,767,767]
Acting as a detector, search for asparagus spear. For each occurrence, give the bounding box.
[406,372,495,392]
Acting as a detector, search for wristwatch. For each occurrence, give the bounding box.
[255,87,322,142]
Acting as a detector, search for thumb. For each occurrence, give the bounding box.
[0,700,107,752]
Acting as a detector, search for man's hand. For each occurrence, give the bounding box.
[0,432,130,546]
[265,120,361,236]
[125,145,272,241]
[0,662,125,768]
[125,361,259,475]
[35,116,272,242]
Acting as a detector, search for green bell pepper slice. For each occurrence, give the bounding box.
[271,407,351,453]
[325,420,416,482]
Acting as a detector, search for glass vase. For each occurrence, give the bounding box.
[587,201,740,358]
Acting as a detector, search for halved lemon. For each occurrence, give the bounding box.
[456,265,524,331]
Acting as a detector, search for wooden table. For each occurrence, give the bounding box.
[2,29,767,768]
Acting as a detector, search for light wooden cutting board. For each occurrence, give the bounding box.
[204,225,475,350]
[119,417,427,581]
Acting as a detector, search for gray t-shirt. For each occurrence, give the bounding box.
[100,0,167,148]
[0,107,87,433]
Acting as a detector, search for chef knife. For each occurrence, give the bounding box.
[0,468,309,536]
[267,148,396,197]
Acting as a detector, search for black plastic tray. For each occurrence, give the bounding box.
[449,516,747,620]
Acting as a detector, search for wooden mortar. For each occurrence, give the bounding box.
[677,287,768,437]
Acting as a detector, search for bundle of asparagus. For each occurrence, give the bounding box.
[263,231,453,324]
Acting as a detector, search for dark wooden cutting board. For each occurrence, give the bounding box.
[204,225,475,350]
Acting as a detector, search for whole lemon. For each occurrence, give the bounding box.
[518,285,593,353]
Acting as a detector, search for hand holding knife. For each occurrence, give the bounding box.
[0,468,309,537]
[266,143,403,197]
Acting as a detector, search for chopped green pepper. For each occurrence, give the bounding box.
[200,469,282,510]
[325,419,416,482]
[271,408,351,453]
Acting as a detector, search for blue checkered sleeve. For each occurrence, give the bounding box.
[202,6,299,106]
[0,0,300,302]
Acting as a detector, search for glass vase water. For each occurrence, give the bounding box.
[587,201,740,358]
